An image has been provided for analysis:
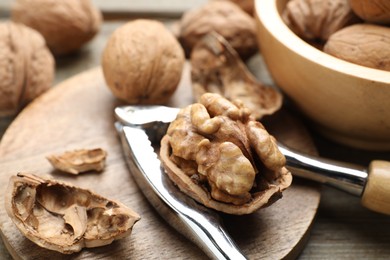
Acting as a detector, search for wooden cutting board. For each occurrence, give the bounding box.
[0,66,321,259]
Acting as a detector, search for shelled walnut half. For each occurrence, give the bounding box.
[191,32,282,120]
[160,93,292,215]
[5,173,140,254]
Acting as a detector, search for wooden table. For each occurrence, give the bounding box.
[1,4,390,259]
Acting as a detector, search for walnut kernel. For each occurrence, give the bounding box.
[160,93,292,215]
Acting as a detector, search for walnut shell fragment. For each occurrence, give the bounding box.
[178,0,258,59]
[160,93,292,215]
[282,0,361,42]
[46,148,107,174]
[5,173,140,254]
[191,32,282,120]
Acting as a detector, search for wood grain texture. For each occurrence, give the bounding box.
[0,66,320,259]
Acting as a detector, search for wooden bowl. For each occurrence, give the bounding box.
[254,0,390,151]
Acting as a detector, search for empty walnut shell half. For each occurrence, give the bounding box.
[160,93,292,215]
[191,32,282,120]
[46,148,107,174]
[5,173,140,254]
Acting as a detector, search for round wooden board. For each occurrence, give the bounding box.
[0,66,321,259]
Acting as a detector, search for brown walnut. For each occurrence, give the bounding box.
[160,93,292,215]
[349,0,390,24]
[102,19,185,105]
[191,32,282,120]
[0,21,54,117]
[178,0,258,59]
[282,0,361,42]
[46,148,107,175]
[11,0,102,56]
[5,173,140,254]
[324,23,390,71]
[218,0,255,15]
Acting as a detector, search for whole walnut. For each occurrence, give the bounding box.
[349,0,390,24]
[218,0,254,15]
[11,0,102,56]
[179,0,258,59]
[102,19,185,105]
[0,22,54,117]
[282,0,361,42]
[324,23,390,71]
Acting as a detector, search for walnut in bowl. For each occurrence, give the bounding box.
[255,0,390,150]
[160,93,292,215]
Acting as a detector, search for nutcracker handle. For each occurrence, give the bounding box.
[361,161,390,215]
[279,143,390,216]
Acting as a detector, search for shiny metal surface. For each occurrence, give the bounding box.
[115,117,246,259]
[114,105,373,259]
[278,143,368,196]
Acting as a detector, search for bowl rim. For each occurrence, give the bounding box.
[254,0,390,84]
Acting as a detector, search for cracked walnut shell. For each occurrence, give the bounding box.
[160,93,292,215]
[191,32,282,120]
[11,0,102,56]
[46,148,107,175]
[0,21,54,117]
[178,0,258,59]
[102,19,185,104]
[5,173,140,254]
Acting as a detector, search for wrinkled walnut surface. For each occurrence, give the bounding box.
[349,0,390,24]
[102,19,185,105]
[282,0,360,42]
[5,173,140,254]
[46,148,107,175]
[191,32,282,120]
[11,0,102,56]
[324,23,390,71]
[160,93,292,215]
[0,21,54,117]
[179,0,258,59]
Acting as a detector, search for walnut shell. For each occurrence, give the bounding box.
[282,0,361,42]
[349,0,390,24]
[0,21,54,117]
[11,0,102,56]
[5,173,140,254]
[178,0,258,59]
[217,0,254,15]
[160,93,292,215]
[324,23,390,71]
[102,19,185,105]
[46,148,107,175]
[191,32,282,120]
